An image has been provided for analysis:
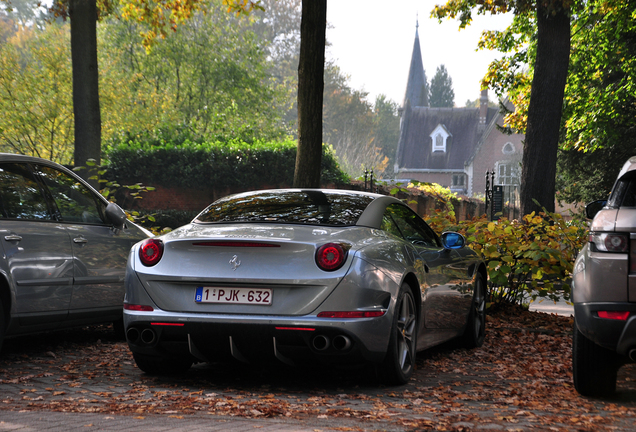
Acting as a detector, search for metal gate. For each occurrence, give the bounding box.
[485,170,520,221]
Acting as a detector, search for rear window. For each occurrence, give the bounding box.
[194,190,374,226]
[609,171,636,207]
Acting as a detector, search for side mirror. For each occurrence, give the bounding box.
[105,202,127,230]
[441,231,465,250]
[585,200,607,220]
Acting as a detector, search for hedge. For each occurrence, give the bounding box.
[105,138,349,190]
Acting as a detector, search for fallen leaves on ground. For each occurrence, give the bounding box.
[0,304,635,432]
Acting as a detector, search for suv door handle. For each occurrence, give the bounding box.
[73,236,88,244]
[4,235,22,242]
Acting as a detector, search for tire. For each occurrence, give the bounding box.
[379,283,418,385]
[572,319,619,397]
[133,352,192,376]
[461,272,486,348]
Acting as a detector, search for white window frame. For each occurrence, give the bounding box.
[452,174,465,187]
[496,161,519,186]
[429,124,450,153]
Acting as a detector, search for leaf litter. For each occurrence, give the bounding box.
[0,303,634,431]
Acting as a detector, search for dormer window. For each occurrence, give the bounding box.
[430,124,451,153]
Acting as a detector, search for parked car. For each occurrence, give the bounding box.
[0,154,151,352]
[572,156,636,396]
[124,189,487,384]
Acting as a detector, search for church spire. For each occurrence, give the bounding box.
[403,19,429,108]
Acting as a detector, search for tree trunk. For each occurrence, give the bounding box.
[293,0,326,188]
[70,0,101,187]
[520,4,570,215]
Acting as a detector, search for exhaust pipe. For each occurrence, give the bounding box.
[126,327,140,344]
[140,328,157,345]
[312,335,330,351]
[629,349,636,362]
[332,335,352,351]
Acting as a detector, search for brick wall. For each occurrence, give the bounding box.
[121,181,486,221]
[119,183,290,212]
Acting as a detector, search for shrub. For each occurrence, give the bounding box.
[133,209,200,231]
[427,209,588,307]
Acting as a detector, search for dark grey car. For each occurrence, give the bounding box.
[0,154,150,351]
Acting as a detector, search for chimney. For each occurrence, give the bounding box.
[478,89,488,130]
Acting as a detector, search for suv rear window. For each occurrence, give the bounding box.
[194,190,374,226]
[608,171,636,207]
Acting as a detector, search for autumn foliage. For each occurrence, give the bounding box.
[427,207,588,307]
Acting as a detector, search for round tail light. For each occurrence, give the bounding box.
[139,239,164,266]
[316,243,347,271]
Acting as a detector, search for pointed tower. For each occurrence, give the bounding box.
[403,20,429,108]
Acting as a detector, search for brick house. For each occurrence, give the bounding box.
[393,24,524,197]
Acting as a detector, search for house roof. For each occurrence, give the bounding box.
[396,104,498,170]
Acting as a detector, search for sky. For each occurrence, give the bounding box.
[325,1,514,108]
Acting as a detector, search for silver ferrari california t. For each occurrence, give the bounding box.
[123,189,487,384]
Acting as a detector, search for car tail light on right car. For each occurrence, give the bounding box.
[597,311,631,321]
[589,232,629,253]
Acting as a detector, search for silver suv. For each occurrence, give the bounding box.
[572,156,636,396]
[0,154,150,351]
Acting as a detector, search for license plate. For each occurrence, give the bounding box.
[195,287,272,305]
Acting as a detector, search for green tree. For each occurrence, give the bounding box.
[556,0,636,204]
[1,0,49,28]
[556,143,635,205]
[0,24,74,163]
[561,0,636,154]
[252,0,301,132]
[100,1,286,143]
[0,0,289,162]
[321,63,390,178]
[429,64,455,108]
[220,0,327,188]
[373,94,400,172]
[23,0,252,185]
[0,10,17,43]
[449,0,634,206]
[433,0,571,215]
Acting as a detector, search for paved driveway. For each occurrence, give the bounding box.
[0,305,635,432]
[529,297,573,316]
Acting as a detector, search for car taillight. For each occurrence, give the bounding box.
[139,239,164,266]
[597,311,630,321]
[315,243,348,271]
[124,304,154,312]
[589,233,629,253]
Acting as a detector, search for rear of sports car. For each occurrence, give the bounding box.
[123,191,402,374]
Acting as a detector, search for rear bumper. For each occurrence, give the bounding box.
[124,309,392,365]
[574,302,636,357]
